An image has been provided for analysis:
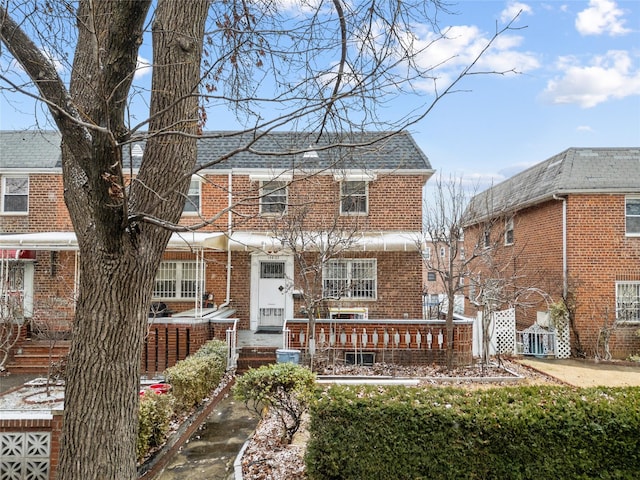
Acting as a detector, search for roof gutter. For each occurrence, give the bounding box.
[553,194,568,298]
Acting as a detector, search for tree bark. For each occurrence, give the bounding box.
[55,2,209,478]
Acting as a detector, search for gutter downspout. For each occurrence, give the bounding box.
[219,172,233,309]
[553,194,567,298]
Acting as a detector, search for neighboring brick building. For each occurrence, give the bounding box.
[1,130,444,369]
[463,147,640,359]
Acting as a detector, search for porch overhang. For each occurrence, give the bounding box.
[0,231,227,251]
[216,231,421,252]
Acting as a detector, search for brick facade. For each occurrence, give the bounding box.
[465,193,640,359]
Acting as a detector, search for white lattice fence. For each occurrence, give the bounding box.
[493,308,516,354]
[0,432,50,480]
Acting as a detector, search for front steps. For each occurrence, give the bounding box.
[236,346,278,373]
[6,340,69,374]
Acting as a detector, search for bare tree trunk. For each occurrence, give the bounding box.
[446,293,455,369]
[57,2,209,478]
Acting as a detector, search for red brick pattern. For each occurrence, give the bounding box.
[465,195,640,358]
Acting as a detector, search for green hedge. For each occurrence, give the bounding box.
[137,391,175,461]
[233,363,317,442]
[164,339,228,412]
[306,385,640,479]
[137,339,228,462]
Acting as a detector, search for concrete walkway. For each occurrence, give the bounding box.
[517,358,640,387]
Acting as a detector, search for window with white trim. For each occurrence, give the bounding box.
[616,282,640,323]
[422,247,431,261]
[505,217,514,245]
[183,178,201,214]
[323,259,376,299]
[260,180,287,214]
[626,197,640,236]
[340,181,367,215]
[153,261,203,299]
[1,176,29,213]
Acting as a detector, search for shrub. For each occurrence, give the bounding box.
[233,362,317,442]
[306,385,640,479]
[164,339,227,412]
[137,391,175,461]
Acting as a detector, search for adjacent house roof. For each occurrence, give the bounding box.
[466,147,640,222]
[0,130,432,172]
[0,130,63,169]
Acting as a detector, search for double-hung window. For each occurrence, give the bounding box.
[626,197,640,236]
[616,282,640,323]
[323,259,377,300]
[505,217,514,245]
[153,261,202,300]
[183,178,201,214]
[340,181,367,215]
[260,180,287,215]
[1,176,29,214]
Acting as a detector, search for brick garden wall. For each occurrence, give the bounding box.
[284,319,473,367]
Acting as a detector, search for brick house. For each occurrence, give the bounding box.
[463,147,640,359]
[1,130,475,372]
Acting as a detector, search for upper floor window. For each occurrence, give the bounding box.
[1,176,29,214]
[260,180,287,215]
[422,247,431,261]
[616,281,640,323]
[626,197,640,236]
[153,261,203,300]
[439,246,446,258]
[323,258,377,300]
[482,228,491,249]
[340,181,367,215]
[505,217,514,245]
[183,178,201,214]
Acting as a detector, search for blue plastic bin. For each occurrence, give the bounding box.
[276,349,301,364]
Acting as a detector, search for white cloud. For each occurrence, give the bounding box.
[134,56,152,80]
[500,2,533,25]
[541,50,640,108]
[576,125,595,133]
[410,23,540,93]
[575,0,631,36]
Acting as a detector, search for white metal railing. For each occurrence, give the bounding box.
[225,318,238,370]
[282,319,291,350]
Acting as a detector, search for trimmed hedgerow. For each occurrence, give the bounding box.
[164,339,228,412]
[137,390,175,461]
[306,385,640,480]
[137,339,229,462]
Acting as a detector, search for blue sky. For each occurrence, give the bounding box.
[415,0,640,188]
[1,0,639,190]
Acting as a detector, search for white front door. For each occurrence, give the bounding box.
[250,254,293,331]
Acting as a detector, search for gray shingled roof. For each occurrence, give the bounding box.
[0,130,431,172]
[467,147,640,222]
[0,130,63,168]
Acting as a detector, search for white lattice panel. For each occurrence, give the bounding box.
[556,322,571,359]
[492,308,516,355]
[0,432,50,480]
